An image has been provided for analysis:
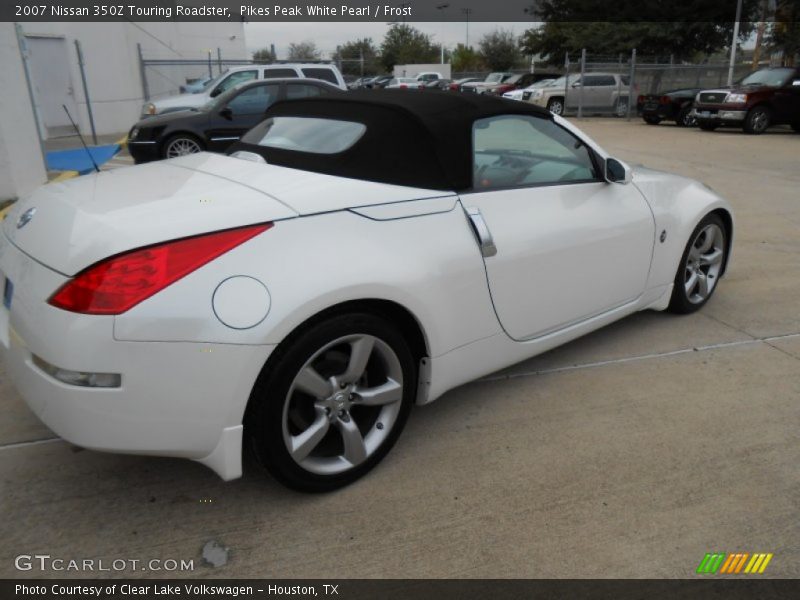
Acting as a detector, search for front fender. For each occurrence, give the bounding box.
[633,167,734,290]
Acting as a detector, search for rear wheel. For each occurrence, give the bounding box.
[643,115,662,125]
[697,120,719,131]
[791,122,800,133]
[677,106,697,127]
[614,98,629,117]
[246,312,416,492]
[743,105,770,134]
[162,134,203,159]
[547,97,564,115]
[668,214,727,314]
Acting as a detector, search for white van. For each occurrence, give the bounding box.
[142,64,346,117]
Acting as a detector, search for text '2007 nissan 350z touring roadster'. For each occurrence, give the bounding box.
[0,91,732,491]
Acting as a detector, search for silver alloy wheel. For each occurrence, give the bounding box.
[282,334,404,475]
[684,223,725,304]
[615,100,629,117]
[682,110,697,127]
[548,99,563,115]
[750,109,769,133]
[165,137,202,158]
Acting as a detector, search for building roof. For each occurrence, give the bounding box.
[230,90,553,191]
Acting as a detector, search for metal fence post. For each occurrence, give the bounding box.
[626,48,636,120]
[15,23,47,173]
[563,51,570,113]
[74,40,97,145]
[137,43,150,102]
[217,47,222,74]
[207,50,213,79]
[577,48,586,119]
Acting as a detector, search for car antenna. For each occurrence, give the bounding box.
[62,104,100,173]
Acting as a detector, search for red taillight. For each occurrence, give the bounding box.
[48,223,272,315]
[660,95,671,104]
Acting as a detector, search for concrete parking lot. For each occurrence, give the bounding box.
[1,119,798,579]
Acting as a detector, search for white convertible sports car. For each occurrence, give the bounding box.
[0,91,732,491]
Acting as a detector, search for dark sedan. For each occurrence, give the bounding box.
[127,79,342,163]
[638,88,701,127]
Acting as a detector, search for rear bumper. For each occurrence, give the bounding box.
[0,233,273,480]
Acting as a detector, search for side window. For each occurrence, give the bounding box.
[620,75,630,85]
[582,75,602,87]
[226,84,280,115]
[593,75,616,86]
[301,68,338,84]
[472,115,599,190]
[286,84,324,99]
[214,70,258,95]
[264,68,299,79]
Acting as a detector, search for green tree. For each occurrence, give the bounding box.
[336,38,381,76]
[451,43,483,72]
[768,0,800,66]
[520,0,758,64]
[379,24,438,71]
[252,46,276,63]
[479,30,522,71]
[288,41,322,61]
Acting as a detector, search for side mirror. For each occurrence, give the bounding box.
[219,107,233,120]
[605,157,632,184]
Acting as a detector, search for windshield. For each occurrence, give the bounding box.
[200,70,229,93]
[549,76,568,88]
[486,73,505,83]
[526,79,555,90]
[738,68,795,88]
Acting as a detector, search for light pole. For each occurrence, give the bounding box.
[727,0,744,87]
[436,3,450,64]
[461,8,473,49]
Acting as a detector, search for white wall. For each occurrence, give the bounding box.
[0,23,47,201]
[16,22,247,137]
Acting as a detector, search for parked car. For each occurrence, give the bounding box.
[638,88,701,127]
[2,90,733,491]
[462,72,515,94]
[364,75,394,89]
[449,77,481,91]
[179,76,213,94]
[486,72,560,96]
[142,63,346,116]
[384,77,421,89]
[528,73,635,116]
[415,72,443,83]
[424,78,452,91]
[503,78,556,102]
[692,67,800,134]
[128,79,342,163]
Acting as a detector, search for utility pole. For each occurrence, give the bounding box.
[461,8,472,48]
[437,3,449,64]
[727,0,743,87]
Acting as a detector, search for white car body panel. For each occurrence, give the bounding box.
[0,115,733,481]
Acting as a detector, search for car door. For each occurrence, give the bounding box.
[204,83,281,152]
[591,74,617,109]
[772,71,800,124]
[463,114,655,341]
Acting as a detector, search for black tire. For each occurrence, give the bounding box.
[676,106,696,127]
[614,98,629,117]
[161,133,204,159]
[791,122,800,133]
[743,105,771,134]
[668,213,727,314]
[245,312,416,492]
[546,97,565,115]
[697,120,719,131]
[643,115,662,125]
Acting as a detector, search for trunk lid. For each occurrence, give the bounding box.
[5,153,450,276]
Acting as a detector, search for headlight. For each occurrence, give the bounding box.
[532,90,543,98]
[144,103,156,115]
[129,127,139,141]
[724,93,747,103]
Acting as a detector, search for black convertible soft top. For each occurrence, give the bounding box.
[229,90,553,191]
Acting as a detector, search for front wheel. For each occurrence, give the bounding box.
[162,134,204,159]
[643,115,662,125]
[677,106,697,127]
[547,97,564,115]
[246,312,416,492]
[743,106,770,134]
[668,214,727,314]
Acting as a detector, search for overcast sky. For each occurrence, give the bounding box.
[244,22,531,58]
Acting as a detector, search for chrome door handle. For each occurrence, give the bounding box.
[465,207,497,258]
